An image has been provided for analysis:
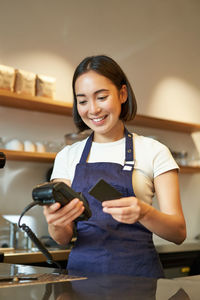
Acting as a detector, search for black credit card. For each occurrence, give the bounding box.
[89,179,123,202]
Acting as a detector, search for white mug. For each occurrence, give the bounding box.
[35,142,46,153]
[5,139,24,151]
[24,140,36,152]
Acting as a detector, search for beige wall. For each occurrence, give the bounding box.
[0,0,200,240]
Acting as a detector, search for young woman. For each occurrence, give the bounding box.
[43,55,186,278]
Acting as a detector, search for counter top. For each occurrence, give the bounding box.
[1,248,70,264]
[2,240,200,265]
[155,240,200,254]
[0,263,200,299]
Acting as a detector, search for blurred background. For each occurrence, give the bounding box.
[0,0,200,242]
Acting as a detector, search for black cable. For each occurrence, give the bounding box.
[18,201,40,227]
[0,152,6,168]
[18,201,63,273]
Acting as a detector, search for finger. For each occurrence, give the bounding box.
[47,200,84,225]
[43,202,61,215]
[103,208,137,223]
[112,215,137,224]
[103,206,132,215]
[44,198,80,216]
[61,200,84,219]
[102,197,137,208]
[61,198,80,210]
[103,205,141,216]
[63,206,85,224]
[51,205,85,226]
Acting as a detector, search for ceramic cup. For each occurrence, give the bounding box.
[5,139,24,151]
[24,140,36,152]
[35,142,46,153]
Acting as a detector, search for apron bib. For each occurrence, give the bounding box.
[68,128,164,278]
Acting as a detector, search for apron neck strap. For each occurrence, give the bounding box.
[123,128,134,171]
[79,132,94,163]
[79,128,134,170]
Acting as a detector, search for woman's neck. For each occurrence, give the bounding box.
[93,122,125,143]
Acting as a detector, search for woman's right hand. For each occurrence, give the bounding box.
[43,198,85,228]
[42,179,85,245]
[43,198,84,245]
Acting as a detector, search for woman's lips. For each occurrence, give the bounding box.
[90,115,107,125]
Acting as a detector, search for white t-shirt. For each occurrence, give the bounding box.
[51,133,178,205]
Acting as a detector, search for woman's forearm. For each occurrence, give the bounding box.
[139,202,186,244]
[48,223,74,246]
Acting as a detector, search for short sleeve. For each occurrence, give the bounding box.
[50,146,71,181]
[153,142,179,178]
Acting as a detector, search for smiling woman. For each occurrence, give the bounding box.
[72,55,137,134]
[43,55,186,278]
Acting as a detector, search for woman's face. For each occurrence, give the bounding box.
[75,71,127,142]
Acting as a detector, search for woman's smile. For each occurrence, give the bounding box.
[90,115,108,125]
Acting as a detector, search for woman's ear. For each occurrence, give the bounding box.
[120,85,128,104]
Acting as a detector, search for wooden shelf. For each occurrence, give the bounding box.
[1,149,56,163]
[131,115,200,133]
[1,90,200,173]
[3,249,70,264]
[1,89,200,133]
[1,149,200,172]
[179,165,200,174]
[0,89,72,115]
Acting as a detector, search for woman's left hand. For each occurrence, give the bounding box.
[102,197,147,224]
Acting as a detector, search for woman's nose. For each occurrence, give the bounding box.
[89,101,101,114]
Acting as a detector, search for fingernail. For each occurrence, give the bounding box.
[54,203,61,210]
[73,198,79,204]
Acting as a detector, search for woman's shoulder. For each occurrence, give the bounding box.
[132,133,178,177]
[56,138,88,160]
[132,133,174,165]
[62,138,88,153]
[51,138,89,182]
[133,133,168,152]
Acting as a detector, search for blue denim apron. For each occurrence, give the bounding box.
[68,128,164,278]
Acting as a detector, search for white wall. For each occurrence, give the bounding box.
[0,0,200,240]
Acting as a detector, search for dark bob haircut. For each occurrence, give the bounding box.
[72,55,137,132]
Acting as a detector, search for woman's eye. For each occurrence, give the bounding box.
[78,100,87,105]
[97,95,108,100]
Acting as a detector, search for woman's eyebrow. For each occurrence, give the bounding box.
[76,89,109,97]
[94,89,109,94]
[76,93,85,97]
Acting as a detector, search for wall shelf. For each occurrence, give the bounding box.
[1,89,200,133]
[1,149,56,163]
[179,165,200,174]
[131,115,200,133]
[1,90,200,172]
[1,149,200,173]
[0,89,72,115]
